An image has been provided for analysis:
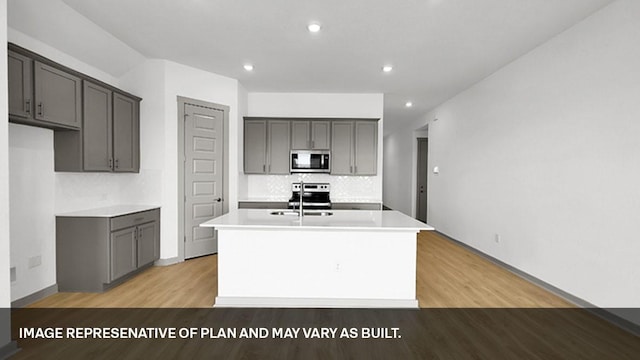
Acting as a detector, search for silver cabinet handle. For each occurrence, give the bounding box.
[350,165,353,173]
[263,164,266,172]
[115,159,119,169]
[109,158,113,169]
[25,100,31,114]
[311,140,314,149]
[37,103,43,116]
[354,165,358,173]
[268,164,271,173]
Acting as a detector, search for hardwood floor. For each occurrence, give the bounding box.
[12,231,639,359]
[28,231,571,308]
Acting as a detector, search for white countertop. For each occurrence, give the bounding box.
[239,198,290,202]
[200,209,433,231]
[238,198,382,203]
[56,205,160,217]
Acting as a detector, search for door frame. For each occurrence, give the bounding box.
[177,96,229,261]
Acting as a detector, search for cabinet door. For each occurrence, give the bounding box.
[137,222,158,267]
[110,227,137,282]
[113,93,140,172]
[267,120,291,174]
[244,120,267,173]
[311,121,331,149]
[34,61,81,129]
[83,81,113,171]
[290,120,310,149]
[8,51,33,119]
[331,121,354,175]
[354,121,378,175]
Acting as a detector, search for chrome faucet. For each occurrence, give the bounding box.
[298,181,304,217]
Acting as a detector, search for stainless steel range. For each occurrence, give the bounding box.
[288,182,331,210]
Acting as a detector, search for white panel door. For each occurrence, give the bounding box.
[184,103,224,259]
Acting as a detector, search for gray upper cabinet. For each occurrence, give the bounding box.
[330,121,355,175]
[291,121,310,149]
[354,121,378,175]
[267,120,291,174]
[34,61,82,129]
[8,50,81,130]
[244,119,268,173]
[9,44,141,172]
[113,93,140,172]
[311,121,331,149]
[291,120,330,149]
[8,50,33,119]
[54,81,140,173]
[331,120,378,175]
[244,118,291,174]
[83,81,113,171]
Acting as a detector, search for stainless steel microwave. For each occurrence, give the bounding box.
[290,150,330,173]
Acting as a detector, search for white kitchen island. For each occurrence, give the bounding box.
[200,209,434,308]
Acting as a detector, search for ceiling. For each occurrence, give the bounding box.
[10,0,614,134]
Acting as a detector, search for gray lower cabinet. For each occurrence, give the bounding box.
[331,120,378,175]
[244,119,290,174]
[56,208,160,292]
[54,81,140,172]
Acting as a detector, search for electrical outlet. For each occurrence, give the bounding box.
[28,255,42,269]
[494,234,501,244]
[10,267,16,282]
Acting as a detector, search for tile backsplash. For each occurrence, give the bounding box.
[245,174,382,202]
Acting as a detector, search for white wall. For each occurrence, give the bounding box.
[6,30,152,302]
[119,59,242,261]
[245,93,384,201]
[386,0,640,313]
[8,43,243,304]
[9,125,56,301]
[1,0,14,351]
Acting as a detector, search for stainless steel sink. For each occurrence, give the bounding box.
[269,211,333,216]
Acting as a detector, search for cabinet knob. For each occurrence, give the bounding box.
[215,198,222,202]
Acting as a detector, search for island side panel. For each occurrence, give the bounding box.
[216,228,418,307]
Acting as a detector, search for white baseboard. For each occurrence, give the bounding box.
[214,297,419,309]
[154,256,182,266]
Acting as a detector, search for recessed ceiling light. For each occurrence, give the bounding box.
[382,65,393,73]
[243,64,254,71]
[308,22,321,33]
[405,101,413,108]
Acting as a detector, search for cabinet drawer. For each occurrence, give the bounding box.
[110,209,159,231]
